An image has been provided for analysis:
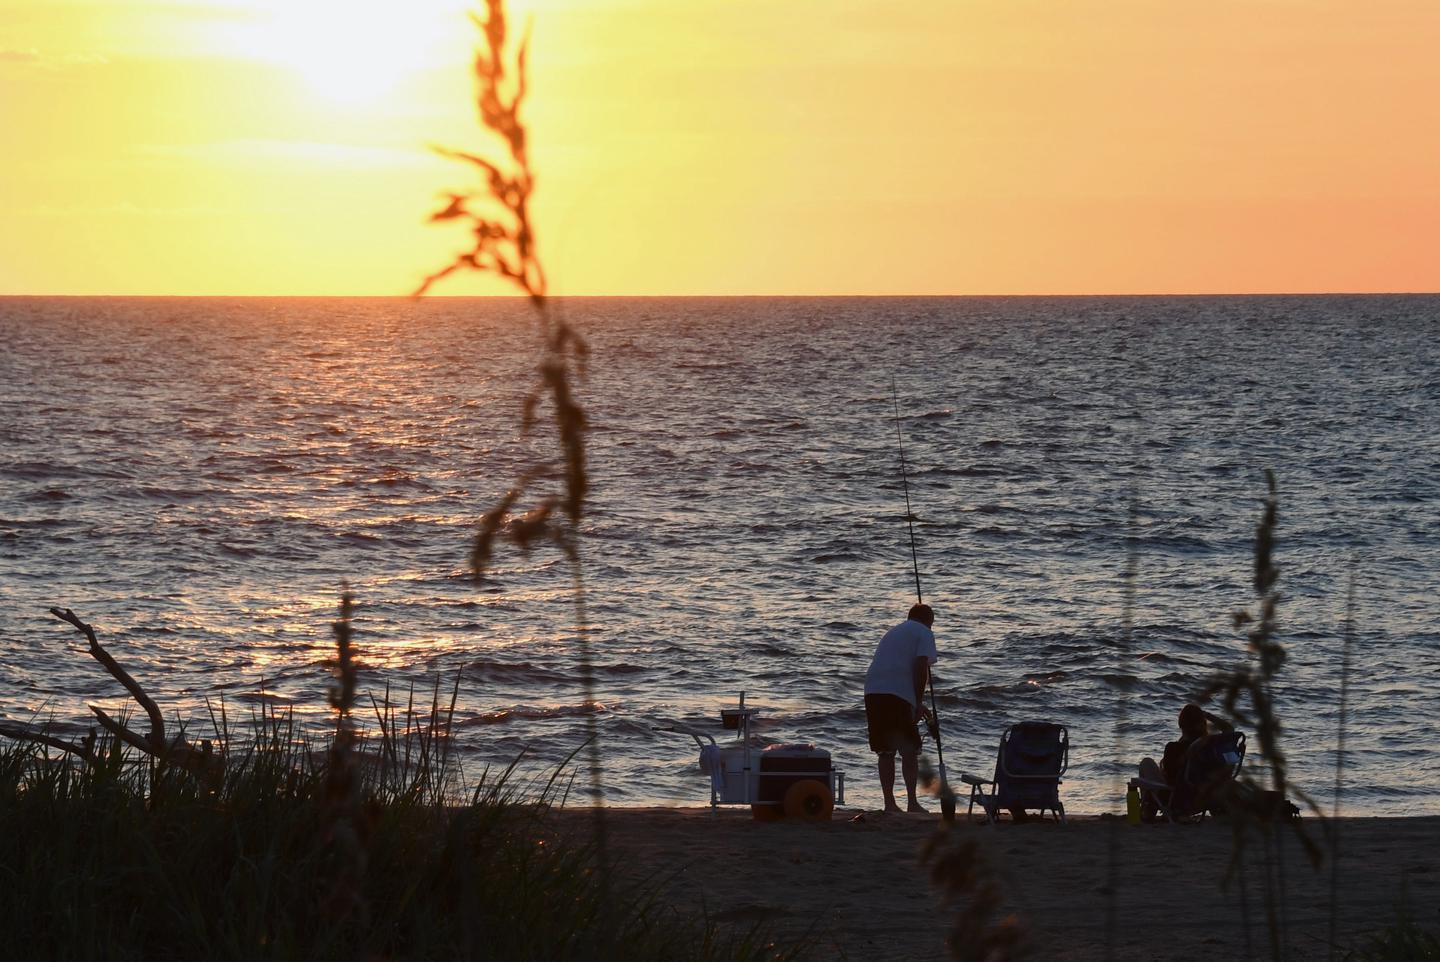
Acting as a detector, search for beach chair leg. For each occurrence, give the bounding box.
[979,795,997,825]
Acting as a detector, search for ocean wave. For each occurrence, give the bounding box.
[0,517,74,529]
[458,702,604,727]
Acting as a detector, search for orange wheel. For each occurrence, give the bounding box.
[782,779,834,821]
[751,803,783,822]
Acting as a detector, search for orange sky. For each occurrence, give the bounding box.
[2,0,1438,296]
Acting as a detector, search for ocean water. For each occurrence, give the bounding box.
[1,295,1437,816]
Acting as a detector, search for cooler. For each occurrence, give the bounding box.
[756,744,831,803]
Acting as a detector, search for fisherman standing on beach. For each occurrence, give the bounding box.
[864,603,939,814]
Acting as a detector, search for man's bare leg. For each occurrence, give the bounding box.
[878,751,902,813]
[901,751,927,813]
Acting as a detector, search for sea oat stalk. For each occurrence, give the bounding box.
[320,589,369,924]
[1201,471,1323,962]
[417,0,608,936]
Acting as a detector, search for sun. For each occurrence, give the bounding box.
[226,0,468,108]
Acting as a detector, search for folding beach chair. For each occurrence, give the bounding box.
[1131,730,1246,823]
[960,722,1069,824]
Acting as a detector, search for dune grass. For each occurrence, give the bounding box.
[0,687,796,962]
[1347,910,1440,962]
[0,596,792,961]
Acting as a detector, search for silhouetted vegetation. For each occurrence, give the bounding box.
[1330,566,1358,961]
[1346,907,1440,962]
[921,830,1026,962]
[0,599,792,961]
[1198,471,1323,960]
[418,0,588,567]
[416,0,606,870]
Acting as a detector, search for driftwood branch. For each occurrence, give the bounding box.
[0,606,225,789]
[87,704,158,756]
[50,606,166,749]
[0,721,97,764]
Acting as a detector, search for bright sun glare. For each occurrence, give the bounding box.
[228,0,467,107]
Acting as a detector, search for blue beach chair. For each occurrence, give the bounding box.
[961,722,1069,825]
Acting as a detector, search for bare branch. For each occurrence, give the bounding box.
[0,722,97,764]
[32,606,222,788]
[88,704,156,756]
[50,606,165,749]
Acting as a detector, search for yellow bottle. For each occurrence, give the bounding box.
[1125,783,1142,825]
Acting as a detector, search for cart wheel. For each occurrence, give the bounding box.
[782,779,834,821]
[751,803,783,822]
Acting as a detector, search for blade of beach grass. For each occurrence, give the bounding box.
[1328,563,1357,962]
[438,670,463,801]
[1105,487,1140,961]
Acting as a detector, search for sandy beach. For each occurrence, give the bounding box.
[554,807,1440,961]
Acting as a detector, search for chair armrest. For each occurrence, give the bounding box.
[959,771,991,787]
[1131,776,1169,791]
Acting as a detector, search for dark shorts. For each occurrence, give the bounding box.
[865,693,921,755]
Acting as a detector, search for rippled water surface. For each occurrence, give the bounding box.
[2,295,1437,815]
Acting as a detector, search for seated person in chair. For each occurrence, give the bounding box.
[1138,703,1233,820]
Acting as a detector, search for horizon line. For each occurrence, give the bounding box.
[3,290,1439,299]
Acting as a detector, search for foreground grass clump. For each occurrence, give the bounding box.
[1347,910,1440,962]
[0,729,790,962]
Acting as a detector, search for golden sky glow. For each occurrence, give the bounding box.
[3,0,1439,295]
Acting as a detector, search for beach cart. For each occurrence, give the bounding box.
[667,692,845,820]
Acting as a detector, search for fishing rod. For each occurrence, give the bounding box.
[890,378,956,822]
[892,382,924,605]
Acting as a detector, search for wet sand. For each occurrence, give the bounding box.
[554,807,1440,961]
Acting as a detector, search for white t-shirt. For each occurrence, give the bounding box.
[864,619,939,707]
